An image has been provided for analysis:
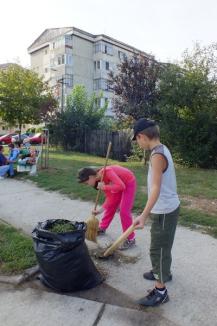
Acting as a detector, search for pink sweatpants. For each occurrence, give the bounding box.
[99,179,136,240]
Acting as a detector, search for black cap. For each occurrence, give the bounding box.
[77,167,96,183]
[132,118,156,140]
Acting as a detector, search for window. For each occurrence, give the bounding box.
[53,42,55,49]
[45,49,48,55]
[65,74,73,87]
[105,61,109,70]
[57,55,65,65]
[94,42,113,55]
[94,42,101,53]
[94,98,101,107]
[65,35,73,47]
[44,68,48,73]
[103,43,113,55]
[94,79,100,90]
[94,61,101,70]
[118,51,127,61]
[94,79,109,91]
[65,54,72,65]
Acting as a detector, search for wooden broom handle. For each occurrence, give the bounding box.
[94,142,112,210]
[103,224,136,257]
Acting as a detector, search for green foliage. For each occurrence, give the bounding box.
[127,143,144,162]
[48,221,76,233]
[159,43,217,168]
[49,85,106,149]
[0,223,36,274]
[0,65,57,133]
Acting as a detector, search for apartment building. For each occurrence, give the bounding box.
[28,27,152,115]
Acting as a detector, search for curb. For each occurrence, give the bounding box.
[0,265,40,286]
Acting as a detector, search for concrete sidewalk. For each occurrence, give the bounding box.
[0,179,217,326]
[0,284,176,326]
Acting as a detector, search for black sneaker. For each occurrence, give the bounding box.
[137,288,169,307]
[97,228,106,235]
[143,270,172,282]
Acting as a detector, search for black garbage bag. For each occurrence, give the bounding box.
[32,219,103,292]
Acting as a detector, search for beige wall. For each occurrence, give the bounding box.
[72,35,94,94]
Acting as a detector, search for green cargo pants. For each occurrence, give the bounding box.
[150,206,180,283]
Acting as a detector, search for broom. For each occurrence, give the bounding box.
[102,224,136,257]
[85,142,112,242]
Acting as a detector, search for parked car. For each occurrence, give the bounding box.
[29,133,45,144]
[0,133,17,145]
[11,133,34,142]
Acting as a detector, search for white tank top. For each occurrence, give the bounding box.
[148,144,180,214]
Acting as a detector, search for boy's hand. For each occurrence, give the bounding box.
[97,182,105,190]
[133,214,146,229]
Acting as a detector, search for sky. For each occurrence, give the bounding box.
[0,0,216,67]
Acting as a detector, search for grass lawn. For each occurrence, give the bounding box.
[0,222,36,275]
[24,149,217,237]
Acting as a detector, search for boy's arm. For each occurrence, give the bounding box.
[134,154,167,229]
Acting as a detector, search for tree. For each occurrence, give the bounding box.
[159,43,217,168]
[0,65,57,135]
[109,54,160,120]
[49,85,106,150]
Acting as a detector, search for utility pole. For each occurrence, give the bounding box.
[58,75,67,113]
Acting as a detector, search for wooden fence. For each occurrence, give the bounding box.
[74,129,132,161]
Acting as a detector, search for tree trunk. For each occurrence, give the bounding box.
[18,122,22,141]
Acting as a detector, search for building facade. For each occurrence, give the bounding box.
[28,27,152,115]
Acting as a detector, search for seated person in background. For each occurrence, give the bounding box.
[7,142,20,176]
[23,137,31,149]
[0,145,10,180]
[18,142,36,166]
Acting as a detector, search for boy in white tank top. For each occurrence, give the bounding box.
[132,118,180,307]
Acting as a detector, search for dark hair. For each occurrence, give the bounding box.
[77,167,97,183]
[140,125,160,140]
[0,145,3,151]
[8,143,15,148]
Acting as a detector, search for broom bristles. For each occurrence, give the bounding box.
[85,215,99,242]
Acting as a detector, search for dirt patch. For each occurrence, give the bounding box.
[181,195,217,216]
[93,249,140,266]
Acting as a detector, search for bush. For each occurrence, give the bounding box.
[49,85,106,150]
[159,43,217,168]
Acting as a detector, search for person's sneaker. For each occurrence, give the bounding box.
[143,270,172,282]
[119,239,136,250]
[97,228,106,235]
[136,288,169,307]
